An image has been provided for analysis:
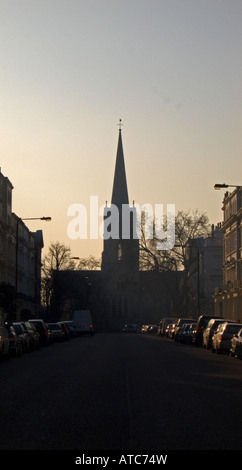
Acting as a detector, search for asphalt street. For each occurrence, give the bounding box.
[0,332,242,452]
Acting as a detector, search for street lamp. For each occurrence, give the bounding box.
[15,216,52,318]
[214,183,240,190]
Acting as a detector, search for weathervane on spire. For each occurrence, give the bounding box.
[118,118,123,131]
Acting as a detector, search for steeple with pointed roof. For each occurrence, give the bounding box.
[111,128,129,209]
[101,123,139,277]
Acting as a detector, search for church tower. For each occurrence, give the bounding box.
[101,123,139,326]
[102,124,139,278]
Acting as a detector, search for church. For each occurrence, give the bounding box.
[58,125,180,331]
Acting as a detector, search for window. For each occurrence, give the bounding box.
[118,243,122,261]
[224,229,237,257]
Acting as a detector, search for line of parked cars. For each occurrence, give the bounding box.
[0,315,77,362]
[158,315,242,359]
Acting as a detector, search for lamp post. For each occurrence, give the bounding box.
[15,216,52,319]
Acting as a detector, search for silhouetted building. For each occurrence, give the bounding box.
[185,225,223,315]
[0,169,44,319]
[214,187,242,321]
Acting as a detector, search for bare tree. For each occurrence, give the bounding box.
[42,242,76,273]
[139,209,210,315]
[41,242,76,318]
[140,209,209,271]
[77,255,101,271]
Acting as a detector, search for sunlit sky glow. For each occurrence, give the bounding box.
[0,0,242,259]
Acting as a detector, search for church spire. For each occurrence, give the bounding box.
[111,121,129,209]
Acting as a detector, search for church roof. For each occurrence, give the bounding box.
[111,128,129,209]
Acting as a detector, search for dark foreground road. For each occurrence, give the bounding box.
[0,332,242,451]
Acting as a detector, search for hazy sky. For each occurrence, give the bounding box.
[1,0,242,259]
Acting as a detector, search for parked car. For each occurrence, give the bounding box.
[174,318,196,341]
[59,322,70,340]
[147,325,158,334]
[13,322,31,353]
[59,320,76,337]
[178,323,191,342]
[180,323,196,344]
[168,323,177,339]
[192,315,223,347]
[212,322,242,354]
[6,324,23,357]
[22,321,40,350]
[0,313,9,360]
[28,319,51,346]
[123,324,138,333]
[142,324,155,334]
[47,323,65,342]
[141,325,149,333]
[47,324,54,344]
[230,328,242,359]
[158,317,178,336]
[203,318,228,349]
[164,323,173,338]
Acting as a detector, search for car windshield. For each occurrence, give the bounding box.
[179,319,193,326]
[48,324,61,330]
[28,325,35,331]
[199,317,212,328]
[209,320,224,330]
[31,322,44,331]
[13,324,22,334]
[226,325,242,334]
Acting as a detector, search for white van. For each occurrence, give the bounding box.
[73,310,94,336]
